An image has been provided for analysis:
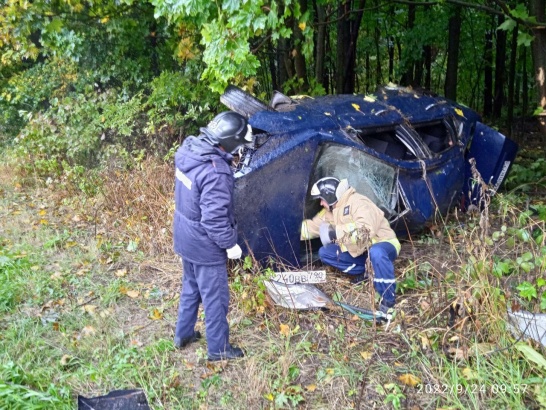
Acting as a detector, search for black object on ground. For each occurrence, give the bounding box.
[78,389,150,410]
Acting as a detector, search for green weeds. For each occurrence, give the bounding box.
[2,150,546,409]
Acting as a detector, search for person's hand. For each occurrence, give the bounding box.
[226,244,242,259]
[319,223,337,246]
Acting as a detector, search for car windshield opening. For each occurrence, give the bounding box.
[354,126,418,160]
[304,143,397,219]
[413,118,456,154]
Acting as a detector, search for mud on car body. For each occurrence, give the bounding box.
[221,85,518,267]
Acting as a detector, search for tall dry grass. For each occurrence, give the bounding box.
[99,158,174,256]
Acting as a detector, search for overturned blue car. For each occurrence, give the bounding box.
[220,85,518,267]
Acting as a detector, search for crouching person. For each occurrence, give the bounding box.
[173,111,254,361]
[301,177,401,313]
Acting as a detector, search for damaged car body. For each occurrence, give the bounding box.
[220,85,518,267]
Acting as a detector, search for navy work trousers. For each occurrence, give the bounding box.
[174,259,230,355]
[319,241,397,306]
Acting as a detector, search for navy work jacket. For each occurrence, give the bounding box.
[173,136,237,265]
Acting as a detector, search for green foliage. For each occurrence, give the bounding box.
[0,361,70,409]
[0,59,78,140]
[505,156,546,191]
[145,70,218,139]
[15,91,144,173]
[152,0,312,93]
[0,250,29,312]
[516,278,546,311]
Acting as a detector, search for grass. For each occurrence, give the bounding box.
[1,155,546,409]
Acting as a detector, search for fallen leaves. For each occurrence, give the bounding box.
[398,373,421,388]
[126,290,140,298]
[82,304,97,315]
[150,308,163,320]
[305,384,317,392]
[360,351,372,360]
[80,325,96,337]
[279,323,290,337]
[115,268,128,277]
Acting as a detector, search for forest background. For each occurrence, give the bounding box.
[2,0,546,409]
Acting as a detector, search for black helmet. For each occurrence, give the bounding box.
[200,111,254,153]
[311,177,340,207]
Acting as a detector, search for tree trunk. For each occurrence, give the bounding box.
[507,24,518,137]
[366,52,371,92]
[315,2,327,89]
[424,45,432,90]
[444,6,461,100]
[400,3,415,86]
[375,25,382,85]
[423,3,432,90]
[387,4,395,82]
[523,46,529,118]
[336,1,350,93]
[483,21,494,117]
[335,0,365,94]
[530,0,546,135]
[493,14,507,119]
[293,0,309,92]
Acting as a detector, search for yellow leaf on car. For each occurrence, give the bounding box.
[398,373,421,387]
[352,103,360,110]
[279,323,290,337]
[454,108,465,117]
[127,290,139,298]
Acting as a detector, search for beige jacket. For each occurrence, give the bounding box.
[301,187,400,257]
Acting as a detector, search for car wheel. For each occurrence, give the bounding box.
[220,85,273,118]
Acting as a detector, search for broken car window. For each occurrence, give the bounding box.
[306,143,397,217]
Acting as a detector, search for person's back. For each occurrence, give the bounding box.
[173,111,254,361]
[173,135,236,265]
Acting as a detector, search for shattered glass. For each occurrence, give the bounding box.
[311,143,397,214]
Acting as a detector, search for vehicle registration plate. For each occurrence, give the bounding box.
[272,270,327,285]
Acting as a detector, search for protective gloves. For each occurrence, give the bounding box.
[226,244,242,259]
[319,223,337,246]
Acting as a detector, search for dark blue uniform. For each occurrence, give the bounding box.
[173,136,237,355]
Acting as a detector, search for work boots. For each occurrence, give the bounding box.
[174,331,202,349]
[208,345,245,362]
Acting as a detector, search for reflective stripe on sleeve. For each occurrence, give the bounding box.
[343,264,356,273]
[176,168,192,190]
[301,221,311,240]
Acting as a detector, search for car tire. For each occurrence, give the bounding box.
[220,85,273,118]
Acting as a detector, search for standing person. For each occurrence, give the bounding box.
[301,177,401,313]
[173,111,253,361]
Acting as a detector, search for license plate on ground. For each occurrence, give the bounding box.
[272,270,327,285]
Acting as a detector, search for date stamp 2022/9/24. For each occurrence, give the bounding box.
[417,383,528,396]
